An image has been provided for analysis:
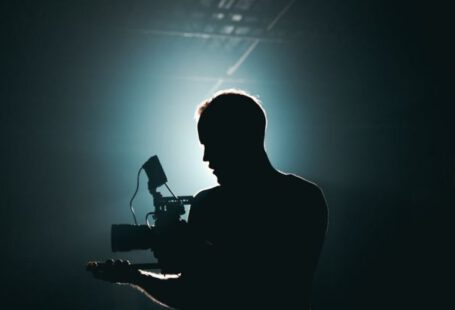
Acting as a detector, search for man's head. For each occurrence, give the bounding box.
[196,89,268,185]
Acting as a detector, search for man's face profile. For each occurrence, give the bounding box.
[196,90,267,185]
[200,133,242,185]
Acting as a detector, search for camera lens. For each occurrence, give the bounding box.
[111,224,155,252]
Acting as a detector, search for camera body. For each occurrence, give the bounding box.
[110,156,194,273]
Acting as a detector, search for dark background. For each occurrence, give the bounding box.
[2,1,452,309]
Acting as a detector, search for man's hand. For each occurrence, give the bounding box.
[86,259,140,284]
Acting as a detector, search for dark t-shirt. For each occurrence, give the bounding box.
[181,171,328,309]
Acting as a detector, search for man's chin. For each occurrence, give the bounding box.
[214,173,234,186]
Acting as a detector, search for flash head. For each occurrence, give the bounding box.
[142,156,167,190]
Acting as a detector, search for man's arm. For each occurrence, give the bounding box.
[130,270,186,309]
[86,192,213,308]
[87,260,191,309]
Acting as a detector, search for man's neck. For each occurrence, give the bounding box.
[232,150,279,187]
[248,152,275,175]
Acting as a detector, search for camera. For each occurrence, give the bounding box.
[110,155,194,273]
[111,224,155,252]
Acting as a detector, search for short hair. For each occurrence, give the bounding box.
[196,89,267,146]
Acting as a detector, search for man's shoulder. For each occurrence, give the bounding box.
[188,186,222,222]
[277,171,324,195]
[192,173,324,198]
[278,172,328,226]
[193,186,222,203]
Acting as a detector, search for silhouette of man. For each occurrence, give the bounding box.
[88,89,328,309]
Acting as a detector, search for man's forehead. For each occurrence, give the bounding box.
[199,128,230,142]
[199,133,239,148]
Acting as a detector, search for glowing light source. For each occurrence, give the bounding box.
[231,14,243,22]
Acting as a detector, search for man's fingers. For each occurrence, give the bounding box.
[105,259,115,266]
[86,261,99,271]
[90,265,118,283]
[116,259,131,267]
[86,259,137,284]
[86,259,131,272]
